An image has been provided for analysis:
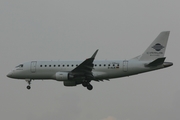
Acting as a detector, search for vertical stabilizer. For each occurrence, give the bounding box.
[139,31,170,61]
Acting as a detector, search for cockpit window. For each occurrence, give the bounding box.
[16,64,23,68]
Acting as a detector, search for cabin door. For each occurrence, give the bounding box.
[31,61,37,73]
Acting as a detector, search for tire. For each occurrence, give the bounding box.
[87,84,93,90]
[27,85,31,90]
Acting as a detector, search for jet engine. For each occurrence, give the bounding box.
[55,72,74,81]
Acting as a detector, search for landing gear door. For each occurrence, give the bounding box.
[31,61,37,73]
[123,60,128,72]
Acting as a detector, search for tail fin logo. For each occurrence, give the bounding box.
[152,43,164,51]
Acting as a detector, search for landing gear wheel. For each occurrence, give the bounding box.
[27,85,31,90]
[25,79,32,90]
[87,84,93,90]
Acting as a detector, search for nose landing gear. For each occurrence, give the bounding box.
[27,85,31,90]
[25,79,32,90]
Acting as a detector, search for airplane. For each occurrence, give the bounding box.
[7,31,173,90]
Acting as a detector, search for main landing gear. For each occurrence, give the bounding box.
[25,79,32,90]
[82,81,93,90]
[87,84,93,90]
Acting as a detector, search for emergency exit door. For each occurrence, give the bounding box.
[123,60,128,72]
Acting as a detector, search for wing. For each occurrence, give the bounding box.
[71,49,98,80]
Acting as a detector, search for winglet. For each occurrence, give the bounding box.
[91,49,99,59]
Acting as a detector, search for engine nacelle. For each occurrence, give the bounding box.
[55,72,69,81]
[63,81,77,86]
[55,72,74,81]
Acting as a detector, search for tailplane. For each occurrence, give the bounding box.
[145,57,166,67]
[139,31,170,61]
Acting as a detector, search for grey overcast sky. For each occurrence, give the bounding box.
[0,0,179,120]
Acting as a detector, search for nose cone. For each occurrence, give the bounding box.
[7,71,13,78]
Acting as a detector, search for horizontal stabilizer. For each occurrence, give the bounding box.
[145,57,166,67]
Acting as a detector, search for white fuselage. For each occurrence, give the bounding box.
[7,59,169,81]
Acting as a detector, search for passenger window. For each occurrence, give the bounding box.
[54,65,56,67]
[45,65,47,67]
[58,65,60,67]
[40,65,42,67]
[49,65,51,67]
[63,65,65,67]
[67,65,69,67]
[104,64,106,66]
[99,64,101,67]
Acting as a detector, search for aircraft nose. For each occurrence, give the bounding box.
[7,71,13,78]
